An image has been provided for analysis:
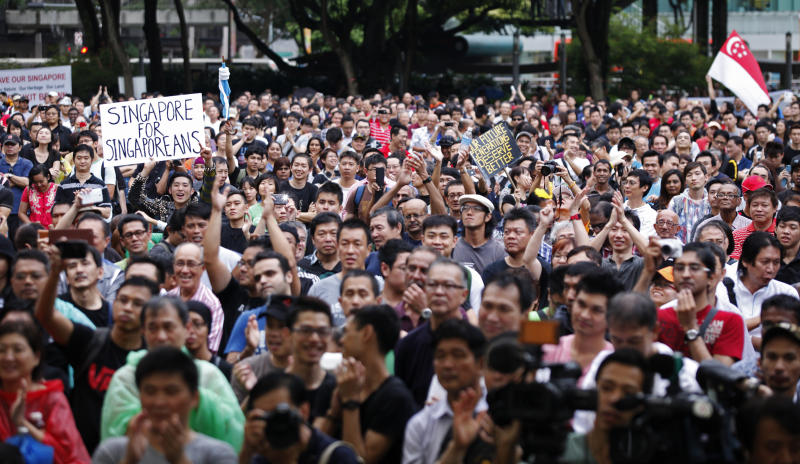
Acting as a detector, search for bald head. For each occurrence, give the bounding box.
[401,198,428,236]
[655,209,680,239]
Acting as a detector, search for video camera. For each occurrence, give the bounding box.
[608,358,756,464]
[487,321,597,463]
[253,402,304,449]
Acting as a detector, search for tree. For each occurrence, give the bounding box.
[174,0,192,92]
[143,0,164,91]
[97,0,133,96]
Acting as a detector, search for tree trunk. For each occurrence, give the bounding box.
[711,0,727,55]
[642,0,658,33]
[320,0,359,95]
[143,0,164,91]
[98,0,133,96]
[74,0,103,52]
[400,0,418,93]
[575,0,608,100]
[695,0,709,56]
[173,0,192,92]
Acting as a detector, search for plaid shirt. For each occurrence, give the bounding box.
[168,284,224,353]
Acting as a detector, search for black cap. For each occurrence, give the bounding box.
[2,134,20,146]
[263,295,293,322]
[439,135,458,148]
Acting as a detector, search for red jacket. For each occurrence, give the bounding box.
[0,379,90,464]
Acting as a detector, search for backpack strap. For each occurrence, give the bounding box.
[319,440,363,464]
[698,307,720,340]
[722,277,738,307]
[354,184,366,207]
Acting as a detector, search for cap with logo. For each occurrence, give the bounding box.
[2,134,21,146]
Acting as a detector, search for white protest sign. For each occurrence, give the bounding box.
[100,93,205,167]
[0,65,72,104]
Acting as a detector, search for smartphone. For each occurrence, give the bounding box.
[375,167,385,188]
[54,240,90,259]
[444,122,454,127]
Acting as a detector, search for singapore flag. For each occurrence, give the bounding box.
[708,31,770,115]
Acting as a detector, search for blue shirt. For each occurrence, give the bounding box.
[0,155,33,213]
[224,305,266,355]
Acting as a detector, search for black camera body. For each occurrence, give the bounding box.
[262,403,304,449]
[539,161,559,176]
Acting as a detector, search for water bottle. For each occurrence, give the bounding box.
[461,128,473,150]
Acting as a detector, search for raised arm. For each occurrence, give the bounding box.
[632,237,662,295]
[204,185,234,293]
[522,207,553,281]
[261,195,301,296]
[35,245,74,345]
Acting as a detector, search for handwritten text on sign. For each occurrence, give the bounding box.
[100,93,204,167]
[470,124,522,179]
[0,66,72,104]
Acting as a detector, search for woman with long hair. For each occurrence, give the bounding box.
[273,157,291,182]
[265,141,282,172]
[0,321,90,463]
[306,136,324,175]
[249,173,278,221]
[652,169,685,211]
[20,127,61,179]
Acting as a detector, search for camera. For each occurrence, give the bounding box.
[608,358,755,464]
[658,238,683,259]
[272,194,289,206]
[487,321,597,461]
[259,403,303,449]
[539,161,559,176]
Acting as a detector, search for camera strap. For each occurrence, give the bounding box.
[319,440,363,464]
[698,306,720,340]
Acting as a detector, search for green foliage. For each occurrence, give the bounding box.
[567,17,712,98]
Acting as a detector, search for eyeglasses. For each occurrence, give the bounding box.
[655,220,676,227]
[174,260,202,269]
[378,110,390,115]
[673,263,710,273]
[590,222,607,232]
[460,205,486,213]
[122,229,147,240]
[237,259,256,268]
[425,281,465,291]
[404,213,423,220]
[293,326,332,338]
[714,193,737,199]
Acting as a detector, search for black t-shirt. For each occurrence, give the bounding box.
[0,185,13,210]
[20,145,60,170]
[482,255,551,311]
[394,322,434,408]
[65,324,138,452]
[279,180,318,212]
[209,353,233,380]
[232,139,268,163]
[59,292,111,328]
[217,276,265,353]
[220,223,248,254]
[784,145,800,166]
[357,376,417,464]
[308,372,337,422]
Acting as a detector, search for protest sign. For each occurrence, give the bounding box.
[469,124,522,179]
[0,65,72,104]
[100,93,205,167]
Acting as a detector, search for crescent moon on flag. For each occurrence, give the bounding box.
[726,36,743,56]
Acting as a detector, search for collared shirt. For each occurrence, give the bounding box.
[601,255,644,290]
[693,213,752,239]
[167,284,224,352]
[298,252,342,280]
[733,276,798,336]
[731,219,776,260]
[394,301,421,334]
[402,390,488,464]
[0,155,33,212]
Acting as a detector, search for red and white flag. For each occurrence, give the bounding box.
[708,31,770,115]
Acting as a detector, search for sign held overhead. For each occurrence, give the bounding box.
[100,93,205,166]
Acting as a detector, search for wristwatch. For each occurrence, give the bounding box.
[684,328,700,342]
[422,176,432,184]
[342,400,361,411]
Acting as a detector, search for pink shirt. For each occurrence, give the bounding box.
[542,334,613,384]
[167,283,224,353]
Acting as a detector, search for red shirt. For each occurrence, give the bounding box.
[731,219,776,260]
[369,120,391,147]
[657,305,745,361]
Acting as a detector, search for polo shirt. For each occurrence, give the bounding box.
[732,276,798,335]
[298,252,341,280]
[0,155,33,212]
[56,173,111,210]
[601,255,644,290]
[731,219,776,260]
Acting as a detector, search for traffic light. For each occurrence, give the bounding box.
[80,46,88,54]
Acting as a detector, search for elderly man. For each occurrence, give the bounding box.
[400,198,429,246]
[167,242,224,353]
[654,209,681,241]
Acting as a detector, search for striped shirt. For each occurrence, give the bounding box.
[168,284,224,353]
[369,120,391,146]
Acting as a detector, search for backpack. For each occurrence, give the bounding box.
[318,440,364,464]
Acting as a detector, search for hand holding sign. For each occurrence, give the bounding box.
[100,93,205,167]
[469,124,522,181]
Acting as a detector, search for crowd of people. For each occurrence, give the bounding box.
[0,73,797,463]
